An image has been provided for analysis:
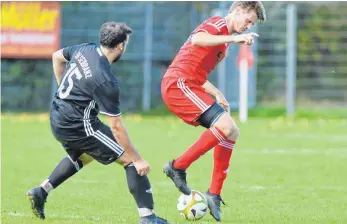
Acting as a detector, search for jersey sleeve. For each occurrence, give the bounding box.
[194,17,227,35]
[62,44,86,62]
[92,81,121,116]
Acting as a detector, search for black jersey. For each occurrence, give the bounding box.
[50,43,121,141]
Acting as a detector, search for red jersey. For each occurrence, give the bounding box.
[167,16,230,84]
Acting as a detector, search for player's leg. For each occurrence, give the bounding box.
[162,77,228,195]
[27,148,94,219]
[45,152,88,190]
[115,155,169,224]
[209,113,239,195]
[204,113,240,221]
[92,124,169,224]
[172,102,230,170]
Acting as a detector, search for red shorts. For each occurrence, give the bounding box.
[161,70,215,126]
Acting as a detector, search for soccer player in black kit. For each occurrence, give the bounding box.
[26,22,170,224]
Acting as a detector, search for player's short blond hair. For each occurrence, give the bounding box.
[229,1,266,22]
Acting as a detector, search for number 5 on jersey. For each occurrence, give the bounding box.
[58,63,83,99]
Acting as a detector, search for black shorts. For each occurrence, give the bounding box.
[56,123,124,165]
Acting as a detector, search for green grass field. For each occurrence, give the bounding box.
[1,114,347,224]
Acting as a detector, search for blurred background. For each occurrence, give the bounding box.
[1,1,347,116]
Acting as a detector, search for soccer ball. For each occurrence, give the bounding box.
[177,190,208,220]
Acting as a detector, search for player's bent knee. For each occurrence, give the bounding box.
[198,102,226,129]
[213,113,239,139]
[231,125,240,140]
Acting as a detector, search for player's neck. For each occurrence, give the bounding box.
[224,15,234,35]
[100,46,114,64]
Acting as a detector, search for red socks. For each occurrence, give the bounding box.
[173,127,227,170]
[172,126,235,196]
[209,140,235,195]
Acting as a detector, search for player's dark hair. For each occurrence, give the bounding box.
[99,22,132,48]
[229,1,266,22]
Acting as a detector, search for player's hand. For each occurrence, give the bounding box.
[231,32,259,45]
[216,93,230,114]
[133,159,151,176]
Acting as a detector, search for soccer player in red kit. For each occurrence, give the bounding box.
[162,1,266,221]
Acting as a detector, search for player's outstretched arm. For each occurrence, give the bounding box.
[192,32,234,47]
[191,32,259,47]
[107,115,141,161]
[107,115,150,176]
[52,49,67,85]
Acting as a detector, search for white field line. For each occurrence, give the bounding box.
[5,211,101,220]
[260,133,347,142]
[203,147,347,156]
[240,147,347,156]
[238,184,347,192]
[5,211,213,224]
[156,182,347,192]
[71,179,110,184]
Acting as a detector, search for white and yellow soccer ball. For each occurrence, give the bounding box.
[177,190,208,220]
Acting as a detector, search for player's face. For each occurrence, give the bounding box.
[234,9,257,33]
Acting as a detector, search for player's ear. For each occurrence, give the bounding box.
[115,42,123,52]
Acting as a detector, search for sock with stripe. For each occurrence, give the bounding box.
[44,156,83,191]
[125,163,154,217]
[173,127,227,170]
[209,140,235,195]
